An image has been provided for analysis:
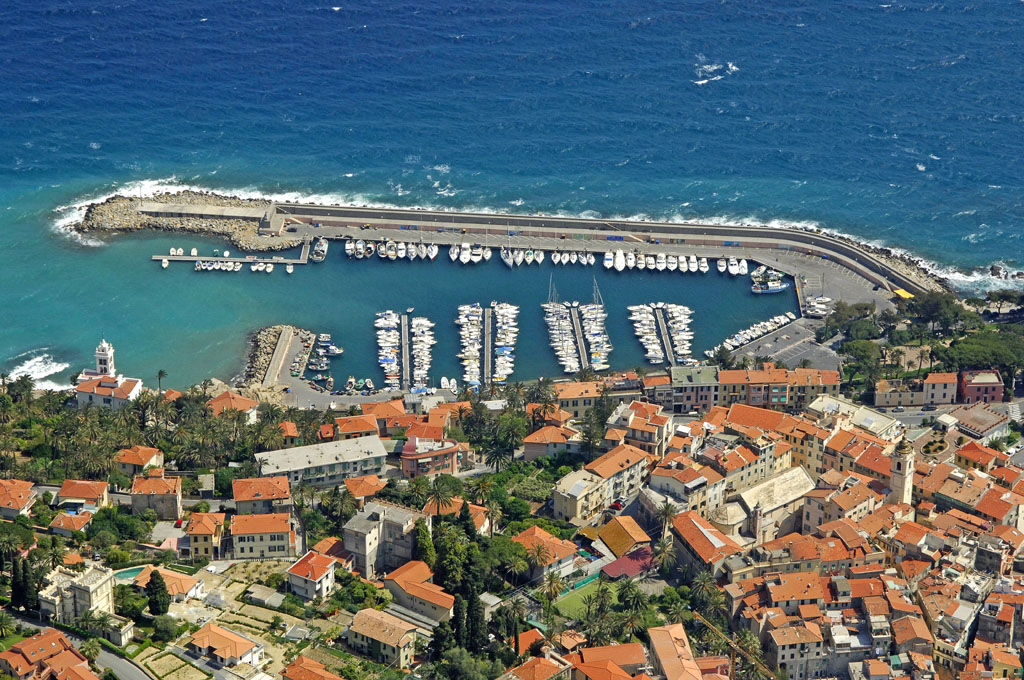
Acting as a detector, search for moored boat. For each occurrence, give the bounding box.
[717,258,727,273]
[604,252,614,269]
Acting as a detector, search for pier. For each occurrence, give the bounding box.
[262,326,295,388]
[483,307,493,386]
[567,305,590,371]
[653,308,676,366]
[400,314,411,390]
[152,235,312,267]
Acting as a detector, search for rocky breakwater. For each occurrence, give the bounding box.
[76,190,302,251]
[239,325,285,387]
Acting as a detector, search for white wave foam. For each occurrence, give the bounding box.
[53,177,1022,292]
[8,352,71,391]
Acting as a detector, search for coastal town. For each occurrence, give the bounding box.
[1,256,1023,680]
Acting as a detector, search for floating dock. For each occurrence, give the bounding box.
[567,305,590,371]
[153,236,312,267]
[400,314,411,390]
[653,308,676,366]
[483,307,493,385]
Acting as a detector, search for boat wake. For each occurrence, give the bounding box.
[5,349,71,391]
[51,177,1023,293]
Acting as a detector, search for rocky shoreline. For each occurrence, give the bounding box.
[76,190,301,251]
[239,325,285,388]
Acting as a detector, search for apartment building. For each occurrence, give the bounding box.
[584,444,653,501]
[552,469,607,524]
[399,437,462,478]
[552,381,604,419]
[671,510,742,578]
[343,501,427,579]
[605,401,672,458]
[233,476,293,514]
[129,469,182,520]
[286,551,336,601]
[184,512,226,559]
[645,366,720,415]
[229,513,296,559]
[718,363,840,412]
[38,565,115,623]
[256,435,387,487]
[959,369,1005,404]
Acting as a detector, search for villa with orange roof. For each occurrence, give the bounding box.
[512,526,578,579]
[286,551,337,600]
[552,381,604,419]
[207,390,259,422]
[0,628,100,680]
[184,512,226,559]
[114,445,163,477]
[348,609,416,669]
[343,474,388,507]
[187,623,265,667]
[382,560,455,623]
[54,480,108,512]
[282,656,344,680]
[422,497,490,535]
[74,339,143,411]
[361,398,406,428]
[0,479,36,520]
[605,401,672,457]
[232,476,292,514]
[333,414,380,440]
[526,402,574,429]
[49,511,92,538]
[524,425,581,462]
[130,469,182,520]
[279,421,300,446]
[228,513,295,559]
[499,654,572,680]
[133,565,204,601]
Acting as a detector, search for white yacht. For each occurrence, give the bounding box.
[688,255,698,272]
[614,250,625,272]
[738,259,748,275]
[483,247,492,261]
[717,258,727,273]
[699,257,709,273]
[604,252,614,269]
[656,253,666,271]
[161,258,169,269]
[626,251,636,269]
[727,257,739,275]
[667,255,678,271]
[449,244,459,262]
[345,240,355,257]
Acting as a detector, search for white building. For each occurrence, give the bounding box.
[74,339,143,410]
[286,551,337,601]
[39,565,115,623]
[256,436,387,487]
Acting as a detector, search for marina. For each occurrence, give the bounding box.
[454,301,520,389]
[704,311,798,359]
[628,303,695,367]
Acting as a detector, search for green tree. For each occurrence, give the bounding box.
[80,638,101,662]
[428,476,455,521]
[0,611,14,638]
[145,569,171,615]
[152,614,178,642]
[412,519,437,568]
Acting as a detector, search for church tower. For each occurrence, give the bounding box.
[889,438,915,506]
[94,338,116,377]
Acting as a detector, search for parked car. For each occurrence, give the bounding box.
[893,406,906,413]
[922,405,938,411]
[174,519,183,528]
[609,501,623,511]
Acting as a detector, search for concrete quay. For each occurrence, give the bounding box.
[653,307,676,366]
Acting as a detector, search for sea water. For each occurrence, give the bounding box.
[1,1,1021,388]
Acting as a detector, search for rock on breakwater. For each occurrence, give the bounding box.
[239,325,285,388]
[76,190,301,251]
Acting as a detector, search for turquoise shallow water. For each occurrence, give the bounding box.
[2,0,1021,388]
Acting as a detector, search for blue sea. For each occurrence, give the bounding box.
[1,0,1023,390]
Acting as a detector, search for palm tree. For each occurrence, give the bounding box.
[651,537,676,574]
[525,543,551,575]
[0,533,19,572]
[467,477,494,505]
[485,447,512,473]
[666,600,691,625]
[541,571,566,613]
[704,588,728,622]
[0,611,14,638]
[409,476,430,506]
[77,609,97,634]
[156,369,167,394]
[46,541,67,570]
[508,596,527,653]
[692,570,716,603]
[427,476,454,520]
[656,500,678,539]
[80,638,101,661]
[485,501,502,538]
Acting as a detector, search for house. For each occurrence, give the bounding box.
[0,628,100,680]
[382,560,455,623]
[207,391,260,422]
[184,512,226,559]
[114,445,163,478]
[671,510,742,578]
[552,381,605,419]
[38,565,115,623]
[605,401,672,458]
[584,444,652,502]
[132,565,204,601]
[287,551,337,601]
[648,623,703,680]
[229,513,296,559]
[875,373,959,408]
[924,372,959,405]
[422,497,490,535]
[499,654,572,680]
[955,441,1009,474]
[959,370,1004,404]
[526,402,574,429]
[282,656,344,680]
[333,415,380,440]
[511,526,577,579]
[348,609,417,669]
[74,339,143,410]
[597,516,651,558]
[343,501,427,578]
[256,436,387,487]
[343,474,388,508]
[0,479,36,520]
[49,512,92,538]
[949,402,1011,444]
[280,421,301,446]
[523,426,581,462]
[187,623,265,667]
[399,436,463,478]
[232,476,292,514]
[54,480,108,512]
[130,469,182,520]
[891,616,933,655]
[552,469,606,525]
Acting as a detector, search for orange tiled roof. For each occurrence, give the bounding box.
[282,656,343,680]
[230,512,291,535]
[130,472,181,496]
[189,623,259,659]
[115,445,162,467]
[334,414,379,435]
[75,376,140,400]
[207,391,259,417]
[344,474,388,499]
[279,421,299,438]
[232,476,291,502]
[598,516,651,558]
[187,512,226,536]
[361,399,406,419]
[49,512,92,532]
[525,425,574,445]
[672,511,741,565]
[57,480,107,503]
[574,660,632,680]
[383,560,455,610]
[553,381,603,401]
[585,444,649,479]
[507,656,565,680]
[287,551,335,582]
[512,526,577,567]
[0,479,35,511]
[133,565,200,597]
[924,372,957,384]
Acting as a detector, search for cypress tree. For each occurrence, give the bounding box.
[145,569,171,615]
[429,620,455,660]
[10,558,23,609]
[452,594,467,649]
[23,561,37,610]
[465,584,486,653]
[457,501,475,538]
[412,519,436,568]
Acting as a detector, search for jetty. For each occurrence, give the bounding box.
[567,305,591,371]
[483,307,493,385]
[153,235,312,267]
[262,326,295,388]
[652,307,676,366]
[400,313,411,390]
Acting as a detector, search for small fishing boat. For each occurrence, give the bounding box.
[667,255,678,271]
[738,259,748,275]
[470,244,483,263]
[377,242,388,258]
[604,252,614,269]
[387,241,398,260]
[626,251,636,269]
[656,253,666,271]
[717,258,727,273]
[355,239,366,259]
[440,377,450,390]
[727,257,739,275]
[396,242,407,259]
[483,247,492,261]
[365,378,375,390]
[161,259,169,269]
[688,255,699,272]
[190,247,198,257]
[344,240,355,257]
[364,241,375,258]
[699,257,709,273]
[449,244,459,262]
[286,264,294,274]
[266,263,274,273]
[637,254,647,270]
[449,378,458,394]
[346,376,356,390]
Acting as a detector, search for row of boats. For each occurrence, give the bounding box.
[185,258,294,274]
[454,302,521,387]
[375,311,437,391]
[703,312,798,357]
[627,303,696,365]
[345,238,440,261]
[542,300,613,374]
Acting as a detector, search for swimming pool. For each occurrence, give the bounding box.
[114,566,145,580]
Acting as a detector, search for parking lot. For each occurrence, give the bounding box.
[730,317,842,370]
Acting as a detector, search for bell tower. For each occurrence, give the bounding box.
[889,438,915,506]
[95,338,116,377]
